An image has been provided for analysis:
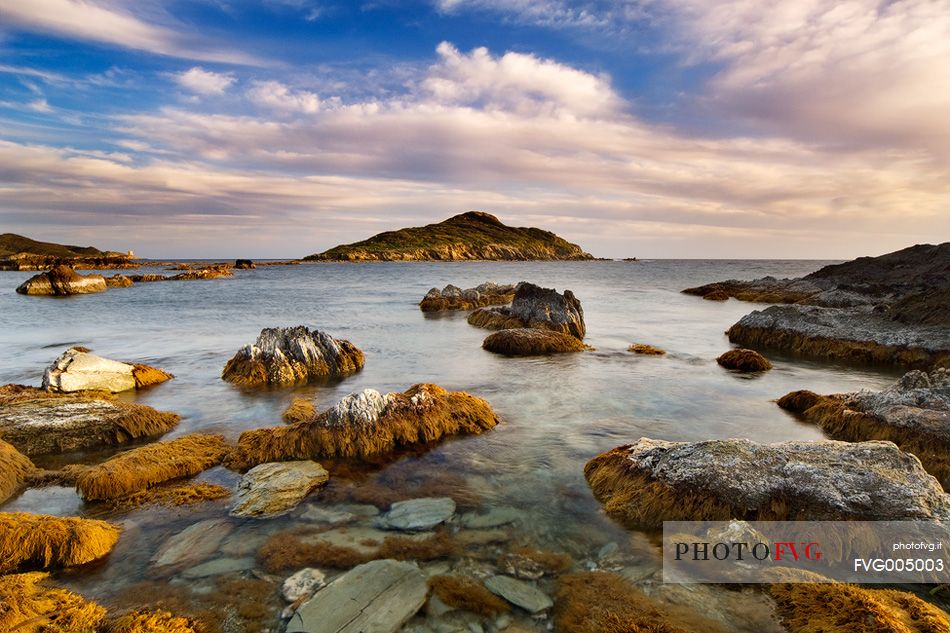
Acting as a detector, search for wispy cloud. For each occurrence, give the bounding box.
[247,80,321,113]
[175,67,237,95]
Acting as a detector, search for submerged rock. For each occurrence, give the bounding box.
[420,283,516,312]
[468,283,585,339]
[230,461,330,518]
[222,325,365,387]
[482,328,586,356]
[628,344,665,355]
[235,259,256,269]
[227,384,499,471]
[716,348,772,372]
[152,519,234,572]
[584,437,950,528]
[286,559,427,633]
[684,243,950,369]
[0,385,180,456]
[15,265,107,296]
[43,347,173,393]
[484,576,552,613]
[778,368,950,487]
[376,497,456,531]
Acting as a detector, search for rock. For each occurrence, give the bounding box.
[468,283,585,339]
[180,556,256,579]
[15,265,107,295]
[218,530,271,557]
[420,283,516,312]
[105,274,133,288]
[42,347,173,393]
[286,559,427,633]
[716,348,772,372]
[584,437,950,528]
[628,344,665,355]
[483,576,552,613]
[482,328,586,356]
[235,259,256,269]
[231,461,330,518]
[282,568,326,602]
[299,506,357,525]
[461,507,523,529]
[222,325,365,387]
[0,384,180,456]
[684,243,950,369]
[152,519,234,571]
[377,497,456,531]
[226,384,499,470]
[298,526,427,557]
[778,368,950,487]
[304,212,593,262]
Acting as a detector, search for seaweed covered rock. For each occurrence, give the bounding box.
[234,259,256,269]
[428,575,510,616]
[0,512,121,573]
[419,283,516,312]
[105,274,134,288]
[43,347,173,393]
[230,460,329,518]
[482,328,586,356]
[0,572,107,632]
[468,282,585,339]
[628,344,665,355]
[104,609,202,633]
[227,384,499,471]
[0,439,34,504]
[584,438,950,528]
[75,434,230,501]
[769,583,950,633]
[778,368,950,487]
[554,571,730,633]
[222,325,364,387]
[15,264,107,296]
[0,385,180,456]
[716,348,772,372]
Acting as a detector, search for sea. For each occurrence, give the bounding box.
[0,260,907,631]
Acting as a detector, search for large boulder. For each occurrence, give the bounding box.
[0,385,180,456]
[482,328,586,356]
[584,437,950,528]
[230,460,329,518]
[43,347,173,393]
[468,282,585,339]
[419,282,516,312]
[15,265,106,296]
[286,560,427,633]
[227,383,499,471]
[778,368,950,487]
[222,325,364,387]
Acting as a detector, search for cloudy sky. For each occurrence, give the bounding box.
[1,0,948,258]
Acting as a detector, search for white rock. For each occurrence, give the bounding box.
[43,348,136,393]
[282,568,327,602]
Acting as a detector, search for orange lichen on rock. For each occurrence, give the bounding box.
[0,512,121,573]
[554,571,730,633]
[226,384,499,471]
[0,438,35,504]
[104,609,202,633]
[131,364,174,388]
[0,572,107,633]
[283,398,317,423]
[429,575,510,616]
[628,344,666,355]
[75,434,230,501]
[716,348,773,372]
[769,583,950,633]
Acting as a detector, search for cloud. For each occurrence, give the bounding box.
[247,80,321,113]
[26,99,53,113]
[0,0,264,65]
[175,67,237,95]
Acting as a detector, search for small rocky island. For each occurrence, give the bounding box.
[0,233,135,270]
[683,243,950,369]
[304,212,593,261]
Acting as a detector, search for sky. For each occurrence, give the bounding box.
[0,0,948,259]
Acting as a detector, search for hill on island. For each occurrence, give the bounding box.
[0,233,132,270]
[304,212,594,261]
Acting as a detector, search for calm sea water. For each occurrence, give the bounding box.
[0,260,906,629]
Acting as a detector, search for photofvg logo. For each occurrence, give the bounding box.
[662,520,949,584]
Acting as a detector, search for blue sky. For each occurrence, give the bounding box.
[1,0,948,258]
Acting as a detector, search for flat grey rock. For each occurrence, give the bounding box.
[484,576,552,613]
[286,559,427,633]
[152,519,233,571]
[377,497,456,531]
[180,556,255,579]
